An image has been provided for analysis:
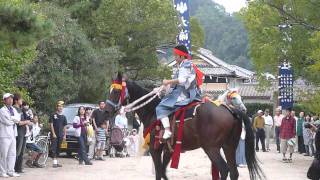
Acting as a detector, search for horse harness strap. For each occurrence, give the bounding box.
[171,101,201,169]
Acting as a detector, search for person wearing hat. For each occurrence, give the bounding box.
[0,93,21,177]
[49,101,67,168]
[280,108,296,162]
[253,110,266,152]
[155,44,202,139]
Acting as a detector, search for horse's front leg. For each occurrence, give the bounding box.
[161,149,172,180]
[150,147,163,180]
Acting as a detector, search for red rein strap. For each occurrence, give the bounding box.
[173,48,192,60]
[120,81,126,104]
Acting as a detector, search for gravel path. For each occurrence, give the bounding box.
[12,143,313,180]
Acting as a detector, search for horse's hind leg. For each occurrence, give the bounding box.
[203,147,229,180]
[223,146,239,180]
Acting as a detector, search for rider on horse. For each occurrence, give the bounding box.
[156,45,202,139]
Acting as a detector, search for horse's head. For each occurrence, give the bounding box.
[106,72,129,116]
[226,89,247,112]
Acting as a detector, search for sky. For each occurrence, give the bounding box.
[213,0,247,13]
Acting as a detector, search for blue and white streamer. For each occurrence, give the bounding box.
[174,0,191,53]
[278,62,294,109]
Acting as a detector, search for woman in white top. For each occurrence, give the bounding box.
[73,106,92,165]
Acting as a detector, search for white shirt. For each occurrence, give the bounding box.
[0,106,20,138]
[115,114,128,129]
[274,114,284,127]
[26,123,41,143]
[263,115,273,126]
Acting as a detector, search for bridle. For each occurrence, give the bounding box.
[106,81,129,111]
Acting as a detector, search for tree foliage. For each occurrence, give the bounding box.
[93,0,177,80]
[190,0,252,69]
[18,4,120,113]
[190,17,205,49]
[0,0,51,49]
[241,0,320,112]
[241,0,320,83]
[0,0,51,103]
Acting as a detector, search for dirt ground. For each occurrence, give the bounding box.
[12,143,313,180]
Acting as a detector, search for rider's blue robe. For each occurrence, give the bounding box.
[156,60,201,119]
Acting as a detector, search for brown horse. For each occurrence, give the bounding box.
[106,75,264,180]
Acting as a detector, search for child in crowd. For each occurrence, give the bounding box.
[95,121,107,160]
[128,129,139,156]
[25,115,44,168]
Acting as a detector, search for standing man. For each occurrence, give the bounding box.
[49,101,67,168]
[280,108,296,162]
[13,93,30,173]
[92,101,109,159]
[263,109,273,151]
[296,112,305,154]
[274,108,284,153]
[0,93,21,177]
[253,110,266,152]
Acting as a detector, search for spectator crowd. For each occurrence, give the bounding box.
[250,108,319,162]
[1,91,318,178]
[0,93,140,178]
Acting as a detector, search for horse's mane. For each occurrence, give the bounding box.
[126,81,160,127]
[217,90,229,102]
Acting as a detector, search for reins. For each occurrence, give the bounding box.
[121,86,164,113]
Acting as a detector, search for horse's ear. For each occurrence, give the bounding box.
[117,72,123,81]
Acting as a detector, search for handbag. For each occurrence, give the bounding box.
[287,138,296,146]
[86,124,94,142]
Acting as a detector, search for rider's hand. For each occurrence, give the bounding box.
[162,79,170,86]
[52,134,57,139]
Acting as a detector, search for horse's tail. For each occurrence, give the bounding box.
[237,110,265,180]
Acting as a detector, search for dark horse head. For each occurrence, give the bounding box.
[106,72,159,127]
[106,72,265,180]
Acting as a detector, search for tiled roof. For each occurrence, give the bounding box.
[198,66,235,77]
[203,90,225,99]
[238,84,273,99]
[167,48,254,80]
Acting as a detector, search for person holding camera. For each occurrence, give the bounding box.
[303,115,315,157]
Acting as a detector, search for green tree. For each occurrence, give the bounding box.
[0,0,51,49]
[18,4,121,113]
[190,17,205,49]
[190,0,252,69]
[92,0,177,80]
[0,0,51,101]
[241,0,320,112]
